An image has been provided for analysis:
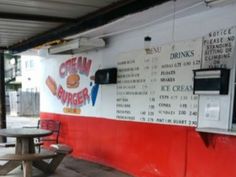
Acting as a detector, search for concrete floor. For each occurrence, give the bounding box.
[0,149,132,177]
[0,116,133,177]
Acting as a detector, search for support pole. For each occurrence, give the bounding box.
[0,51,6,142]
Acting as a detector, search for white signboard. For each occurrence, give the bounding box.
[116,39,202,126]
[202,26,236,69]
[40,54,102,117]
[198,26,236,130]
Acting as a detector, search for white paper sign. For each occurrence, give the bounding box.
[204,98,220,121]
[202,26,236,69]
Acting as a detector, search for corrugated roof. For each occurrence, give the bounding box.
[0,0,120,48]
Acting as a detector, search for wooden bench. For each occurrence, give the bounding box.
[0,152,57,161]
[0,144,72,176]
[50,144,73,154]
[33,144,73,173]
[0,144,72,162]
[0,151,57,177]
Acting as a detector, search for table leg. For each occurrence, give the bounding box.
[21,137,34,177]
[15,137,22,154]
[23,161,32,177]
[0,161,21,175]
[21,138,30,154]
[0,137,23,175]
[29,138,35,153]
[33,153,65,173]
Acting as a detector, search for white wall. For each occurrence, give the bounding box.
[40,2,236,119]
[21,55,41,92]
[100,2,236,118]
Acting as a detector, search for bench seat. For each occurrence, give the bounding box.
[50,144,73,154]
[0,152,56,161]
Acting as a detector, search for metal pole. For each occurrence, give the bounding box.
[0,50,6,142]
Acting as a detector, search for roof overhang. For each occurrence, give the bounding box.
[7,0,170,54]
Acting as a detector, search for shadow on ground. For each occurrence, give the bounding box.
[0,154,132,177]
[2,116,133,177]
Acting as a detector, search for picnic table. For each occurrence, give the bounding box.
[0,128,54,177]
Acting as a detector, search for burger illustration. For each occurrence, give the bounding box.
[46,76,57,95]
[66,73,80,88]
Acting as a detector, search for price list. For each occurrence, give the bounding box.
[116,50,149,121]
[116,39,202,126]
[154,42,201,126]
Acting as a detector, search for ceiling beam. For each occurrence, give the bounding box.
[0,12,76,23]
[8,0,170,53]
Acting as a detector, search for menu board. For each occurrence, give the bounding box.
[116,39,202,126]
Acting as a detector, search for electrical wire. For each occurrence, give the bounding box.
[90,1,205,39]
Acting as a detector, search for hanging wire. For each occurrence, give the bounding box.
[172,0,176,50]
[66,1,204,40]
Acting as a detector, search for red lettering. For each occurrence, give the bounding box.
[82,57,92,76]
[59,63,66,78]
[57,85,64,99]
[61,91,68,104]
[57,86,67,105]
[83,88,90,103]
[59,56,92,77]
[77,92,83,106]
[57,85,90,107]
[65,59,72,74]
[67,92,73,106]
[77,57,91,76]
[73,93,77,105]
[77,57,82,73]
[70,57,77,74]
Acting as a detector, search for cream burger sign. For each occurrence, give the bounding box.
[46,56,98,114]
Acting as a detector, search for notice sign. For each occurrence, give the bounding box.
[202,26,236,69]
[116,39,202,126]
